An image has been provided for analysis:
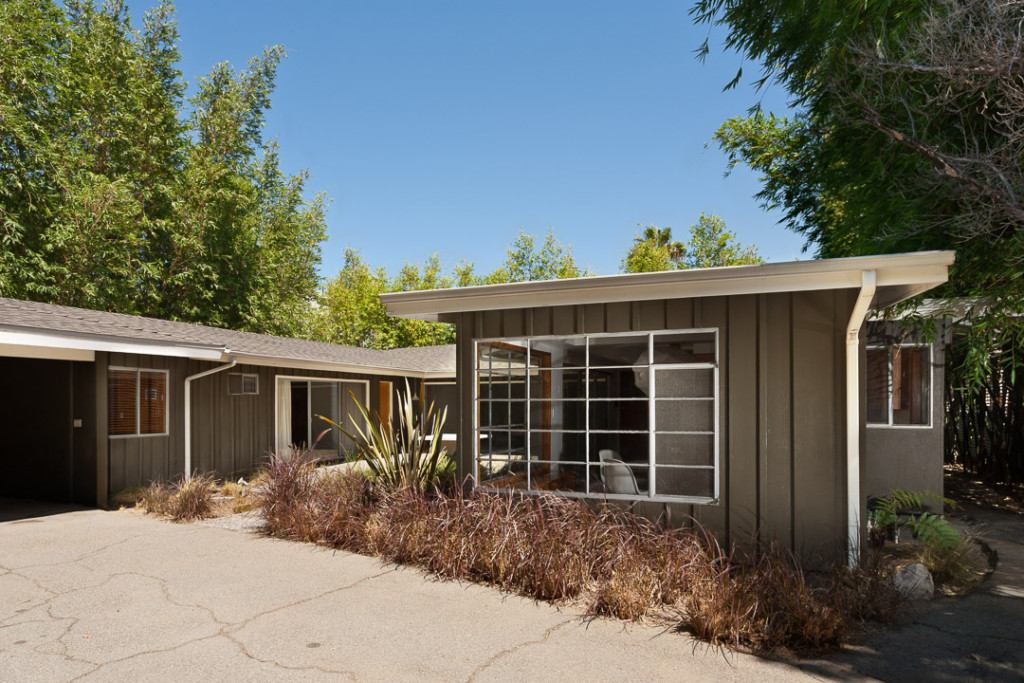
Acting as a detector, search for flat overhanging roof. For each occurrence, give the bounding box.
[381,251,956,322]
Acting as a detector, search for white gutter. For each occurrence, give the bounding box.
[184,359,237,481]
[845,271,877,566]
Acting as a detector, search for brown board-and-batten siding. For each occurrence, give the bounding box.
[454,290,858,562]
[102,351,416,493]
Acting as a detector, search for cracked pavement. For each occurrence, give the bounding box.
[1,503,827,682]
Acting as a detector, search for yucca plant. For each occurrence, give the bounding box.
[318,379,448,491]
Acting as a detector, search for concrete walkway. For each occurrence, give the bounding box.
[1,504,837,683]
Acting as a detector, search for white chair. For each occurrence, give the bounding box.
[598,449,619,484]
[603,458,646,496]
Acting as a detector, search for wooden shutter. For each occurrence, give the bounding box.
[109,370,138,436]
[139,371,167,435]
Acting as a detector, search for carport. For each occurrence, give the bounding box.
[0,355,97,504]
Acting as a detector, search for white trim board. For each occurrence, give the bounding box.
[382,251,956,322]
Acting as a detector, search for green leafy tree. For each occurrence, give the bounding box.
[683,213,762,269]
[0,0,326,336]
[621,216,761,273]
[621,226,684,273]
[697,0,1024,329]
[486,230,591,284]
[696,0,1024,480]
[313,231,589,349]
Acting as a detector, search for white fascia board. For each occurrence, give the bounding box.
[233,353,452,379]
[0,329,226,361]
[0,343,95,362]
[381,251,956,321]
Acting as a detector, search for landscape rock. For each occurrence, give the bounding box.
[895,562,935,600]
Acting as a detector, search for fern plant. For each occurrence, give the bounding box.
[317,379,448,491]
[869,489,960,550]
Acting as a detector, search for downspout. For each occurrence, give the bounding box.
[845,271,876,566]
[184,358,237,481]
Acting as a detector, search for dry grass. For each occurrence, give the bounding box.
[886,530,989,595]
[254,451,907,653]
[135,474,215,522]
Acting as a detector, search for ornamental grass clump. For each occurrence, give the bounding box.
[138,473,215,522]
[254,464,907,653]
[684,541,852,653]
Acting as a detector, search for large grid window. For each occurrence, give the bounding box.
[475,330,718,503]
[867,345,931,427]
[108,368,168,437]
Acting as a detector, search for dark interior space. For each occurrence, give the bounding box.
[0,357,95,504]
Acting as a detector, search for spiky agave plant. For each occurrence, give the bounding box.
[317,379,448,491]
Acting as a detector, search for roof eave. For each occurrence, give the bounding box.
[381,251,956,322]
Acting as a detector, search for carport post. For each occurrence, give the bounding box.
[183,359,237,481]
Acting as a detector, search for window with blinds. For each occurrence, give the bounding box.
[108,368,168,436]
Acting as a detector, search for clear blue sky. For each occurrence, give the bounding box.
[137,0,806,278]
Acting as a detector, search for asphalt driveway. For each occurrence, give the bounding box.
[0,502,831,683]
[3,501,1022,682]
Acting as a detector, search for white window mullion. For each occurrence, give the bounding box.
[648,333,656,499]
[135,370,141,436]
[585,336,591,495]
[526,342,531,492]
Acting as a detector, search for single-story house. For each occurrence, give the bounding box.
[381,251,956,562]
[0,297,455,507]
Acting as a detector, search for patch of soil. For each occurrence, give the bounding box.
[944,466,1024,516]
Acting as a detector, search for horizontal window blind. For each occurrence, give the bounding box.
[108,370,138,436]
[139,371,166,435]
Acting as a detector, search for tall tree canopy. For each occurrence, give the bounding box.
[695,0,1024,343]
[309,231,590,350]
[0,0,326,336]
[621,214,761,273]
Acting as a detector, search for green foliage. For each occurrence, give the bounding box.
[684,213,762,269]
[318,381,448,492]
[307,249,453,350]
[871,489,960,551]
[700,0,1024,351]
[311,230,589,350]
[946,335,1024,481]
[699,0,1024,480]
[483,229,591,284]
[621,215,762,273]
[0,0,326,336]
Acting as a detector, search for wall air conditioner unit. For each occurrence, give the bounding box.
[228,373,259,395]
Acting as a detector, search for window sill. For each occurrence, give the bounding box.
[108,433,170,439]
[866,424,933,430]
[477,485,718,506]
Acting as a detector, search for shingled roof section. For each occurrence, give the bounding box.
[0,297,454,374]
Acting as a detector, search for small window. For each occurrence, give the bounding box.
[866,345,931,427]
[228,373,259,395]
[108,368,167,437]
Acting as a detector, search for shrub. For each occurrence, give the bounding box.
[870,489,960,549]
[164,473,215,521]
[684,542,851,653]
[318,380,448,491]
[137,481,173,515]
[254,465,908,653]
[136,473,215,522]
[912,530,988,591]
